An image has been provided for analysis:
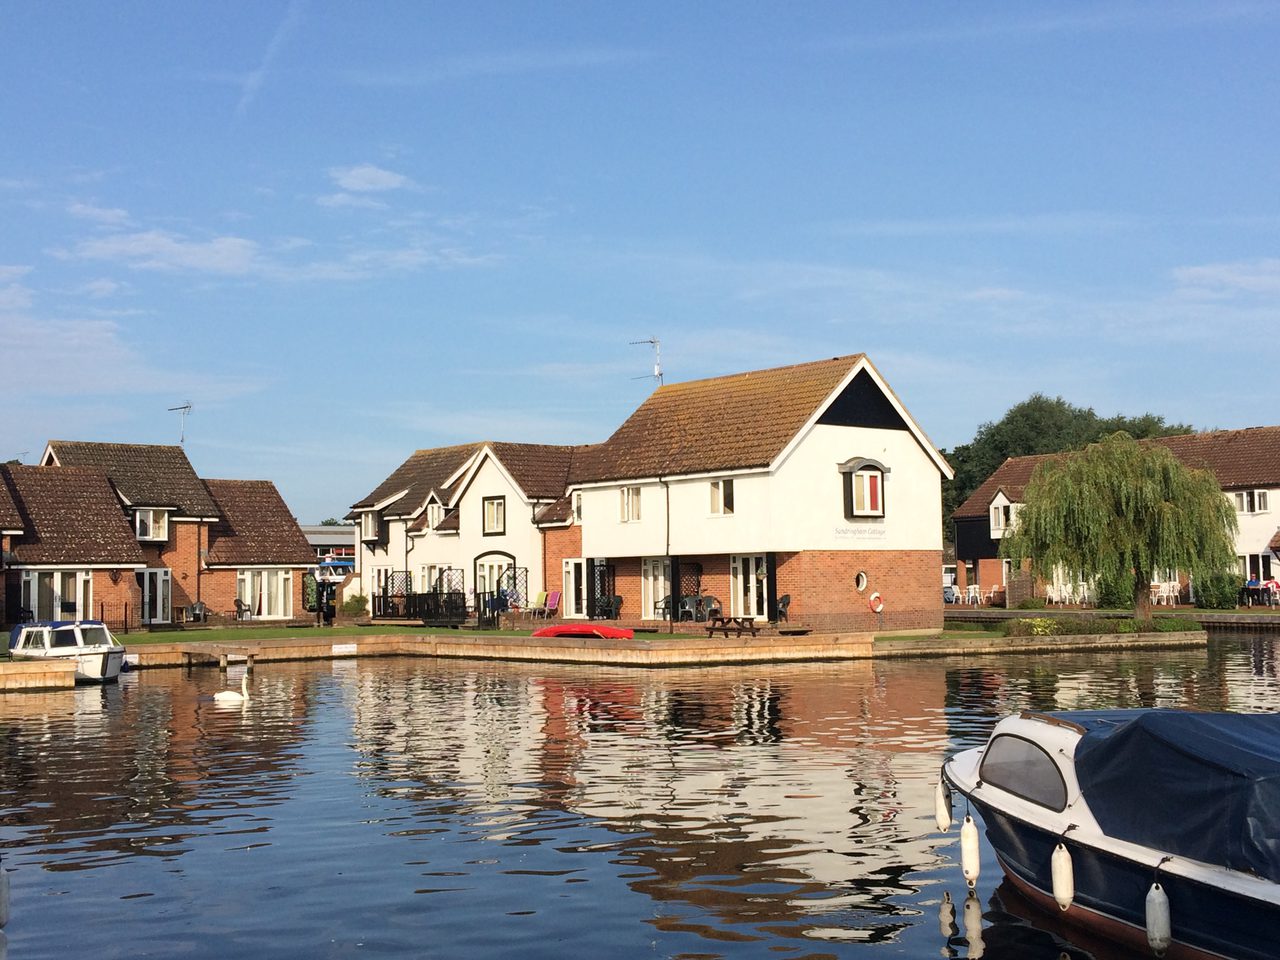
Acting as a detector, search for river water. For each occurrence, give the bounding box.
[1,635,1277,960]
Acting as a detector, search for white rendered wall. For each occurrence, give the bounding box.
[1232,487,1280,562]
[580,423,943,558]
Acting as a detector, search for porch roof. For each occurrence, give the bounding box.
[1,464,145,566]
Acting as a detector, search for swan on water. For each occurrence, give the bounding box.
[214,673,249,703]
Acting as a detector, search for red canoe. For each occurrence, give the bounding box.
[531,624,634,640]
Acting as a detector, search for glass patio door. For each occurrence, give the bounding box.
[730,554,768,618]
[641,557,670,620]
[141,568,172,624]
[562,559,587,618]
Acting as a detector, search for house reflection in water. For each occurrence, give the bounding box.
[345,659,955,947]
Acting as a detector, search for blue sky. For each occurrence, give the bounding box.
[3,1,1278,522]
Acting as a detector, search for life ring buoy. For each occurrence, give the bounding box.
[869,592,884,614]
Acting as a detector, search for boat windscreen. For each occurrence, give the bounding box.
[79,625,117,647]
[50,628,80,649]
[1074,710,1280,881]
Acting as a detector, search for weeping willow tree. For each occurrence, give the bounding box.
[1001,432,1237,618]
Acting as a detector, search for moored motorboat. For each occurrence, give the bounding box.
[8,620,126,683]
[940,709,1280,960]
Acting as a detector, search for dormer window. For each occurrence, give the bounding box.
[991,503,1018,532]
[135,509,168,541]
[427,502,443,529]
[360,511,380,541]
[840,460,886,519]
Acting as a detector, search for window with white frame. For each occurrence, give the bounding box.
[483,496,506,535]
[1234,490,1270,514]
[842,467,884,519]
[426,502,443,529]
[135,508,168,541]
[361,511,380,541]
[710,479,735,516]
[573,492,583,522]
[620,486,641,522]
[21,569,91,621]
[991,503,1016,531]
[237,569,294,619]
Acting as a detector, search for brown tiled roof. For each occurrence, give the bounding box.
[349,444,482,515]
[48,441,220,517]
[1150,426,1280,489]
[489,442,581,500]
[0,470,22,531]
[573,355,865,483]
[2,465,145,565]
[434,508,459,532]
[1270,528,1280,552]
[954,425,1280,520]
[204,479,314,567]
[534,495,573,526]
[953,454,1061,519]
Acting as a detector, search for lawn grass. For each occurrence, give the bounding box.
[115,624,693,645]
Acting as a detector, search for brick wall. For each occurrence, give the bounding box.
[542,525,581,614]
[776,549,944,632]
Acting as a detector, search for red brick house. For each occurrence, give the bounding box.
[0,442,313,627]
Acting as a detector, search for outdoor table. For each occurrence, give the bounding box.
[705,616,758,638]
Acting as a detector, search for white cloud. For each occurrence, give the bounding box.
[1172,257,1280,299]
[70,229,260,274]
[0,281,33,312]
[316,192,388,210]
[328,163,414,192]
[0,265,33,282]
[81,278,126,299]
[67,201,130,226]
[235,0,306,119]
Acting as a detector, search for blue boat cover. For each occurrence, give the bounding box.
[1070,710,1280,881]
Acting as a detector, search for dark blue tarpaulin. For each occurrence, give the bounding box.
[1069,710,1280,881]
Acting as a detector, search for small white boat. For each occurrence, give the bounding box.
[8,620,126,683]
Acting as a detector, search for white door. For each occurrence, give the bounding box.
[730,555,768,618]
[562,559,587,618]
[641,557,670,620]
[141,568,172,624]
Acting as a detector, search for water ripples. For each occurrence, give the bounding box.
[2,637,1279,957]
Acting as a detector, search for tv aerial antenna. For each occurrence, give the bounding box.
[168,402,193,445]
[629,337,663,385]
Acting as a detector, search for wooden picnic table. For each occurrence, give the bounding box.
[705,616,758,638]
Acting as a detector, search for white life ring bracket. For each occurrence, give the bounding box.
[868,592,884,614]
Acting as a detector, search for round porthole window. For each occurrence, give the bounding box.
[855,571,868,593]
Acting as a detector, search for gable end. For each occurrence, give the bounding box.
[815,369,910,431]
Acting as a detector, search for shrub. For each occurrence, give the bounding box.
[341,593,368,616]
[1153,617,1201,632]
[1093,574,1132,610]
[1016,597,1047,610]
[1196,571,1240,610]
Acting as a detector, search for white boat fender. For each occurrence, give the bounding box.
[963,888,985,959]
[938,890,956,938]
[960,815,980,887]
[935,775,953,832]
[1146,881,1171,955]
[1051,843,1074,911]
